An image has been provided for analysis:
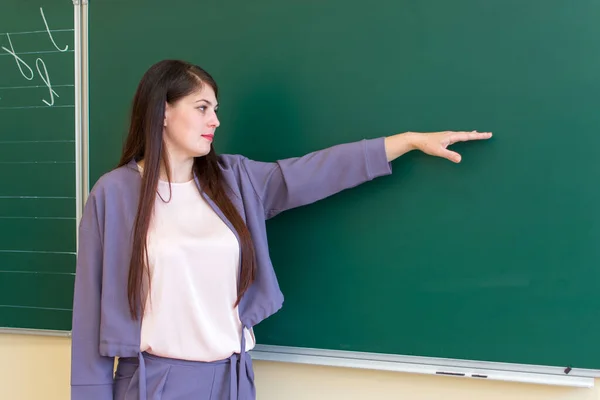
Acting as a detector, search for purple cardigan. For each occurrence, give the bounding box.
[70,137,392,399]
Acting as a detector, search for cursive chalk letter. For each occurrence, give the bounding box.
[36,58,59,106]
[40,7,68,52]
[1,33,34,80]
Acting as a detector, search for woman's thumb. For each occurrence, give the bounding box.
[444,150,462,163]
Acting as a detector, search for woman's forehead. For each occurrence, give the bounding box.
[191,85,216,100]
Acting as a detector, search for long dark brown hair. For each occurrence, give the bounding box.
[118,60,256,320]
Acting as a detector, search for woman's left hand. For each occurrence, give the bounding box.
[385,131,493,163]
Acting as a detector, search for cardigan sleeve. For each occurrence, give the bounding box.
[240,137,392,219]
[70,194,115,400]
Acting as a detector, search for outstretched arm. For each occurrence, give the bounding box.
[240,130,491,219]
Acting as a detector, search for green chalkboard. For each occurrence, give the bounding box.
[89,1,600,369]
[0,2,76,331]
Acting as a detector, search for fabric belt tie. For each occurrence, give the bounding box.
[137,325,248,400]
[138,352,147,400]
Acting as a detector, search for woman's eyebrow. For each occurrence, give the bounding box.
[195,99,218,107]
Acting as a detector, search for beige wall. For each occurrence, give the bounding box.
[1,334,599,400]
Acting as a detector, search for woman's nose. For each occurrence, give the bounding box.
[210,112,220,128]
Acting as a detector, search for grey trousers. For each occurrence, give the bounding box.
[113,351,256,400]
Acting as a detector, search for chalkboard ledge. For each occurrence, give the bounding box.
[0,328,71,337]
[250,345,597,388]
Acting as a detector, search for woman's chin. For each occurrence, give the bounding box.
[190,146,212,158]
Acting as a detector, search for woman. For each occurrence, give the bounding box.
[70,59,491,400]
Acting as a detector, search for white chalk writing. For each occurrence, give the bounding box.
[40,7,68,53]
[1,33,35,80]
[0,7,71,107]
[35,58,59,106]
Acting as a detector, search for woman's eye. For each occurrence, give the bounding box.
[197,106,206,112]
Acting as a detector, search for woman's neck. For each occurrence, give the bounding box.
[138,157,194,183]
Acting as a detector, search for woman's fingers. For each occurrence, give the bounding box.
[437,131,491,162]
[447,131,493,145]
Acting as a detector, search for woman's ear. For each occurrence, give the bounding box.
[164,102,170,127]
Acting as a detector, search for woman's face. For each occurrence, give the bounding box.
[163,84,220,160]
